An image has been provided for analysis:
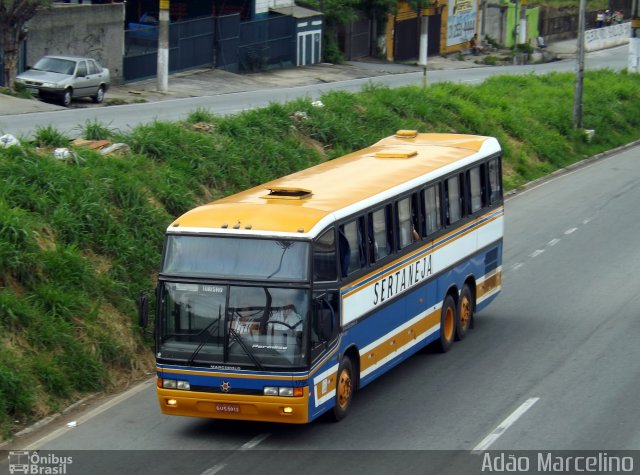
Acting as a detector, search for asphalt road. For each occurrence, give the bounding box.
[0,45,629,139]
[4,143,639,475]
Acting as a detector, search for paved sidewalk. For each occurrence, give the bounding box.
[0,39,579,118]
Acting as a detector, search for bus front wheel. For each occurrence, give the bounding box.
[456,285,474,341]
[331,357,354,421]
[439,294,457,353]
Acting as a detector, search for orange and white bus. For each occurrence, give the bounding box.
[140,130,504,423]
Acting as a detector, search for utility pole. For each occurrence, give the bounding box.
[629,0,639,73]
[573,0,586,129]
[157,0,169,92]
[512,0,518,48]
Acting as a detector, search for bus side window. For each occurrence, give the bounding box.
[311,292,339,361]
[411,192,424,239]
[339,217,365,277]
[445,174,463,225]
[423,183,442,236]
[488,158,502,204]
[467,165,485,214]
[313,228,337,282]
[369,206,392,261]
[397,197,414,249]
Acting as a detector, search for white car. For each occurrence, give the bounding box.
[15,55,110,107]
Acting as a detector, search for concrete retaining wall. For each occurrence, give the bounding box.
[27,3,125,83]
[585,22,630,52]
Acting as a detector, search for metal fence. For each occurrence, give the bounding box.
[216,14,295,72]
[124,14,295,81]
[124,16,214,82]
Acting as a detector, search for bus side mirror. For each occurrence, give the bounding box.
[138,292,149,328]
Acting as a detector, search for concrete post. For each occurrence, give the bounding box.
[518,0,527,44]
[418,13,429,87]
[157,0,169,92]
[573,0,586,129]
[629,0,639,73]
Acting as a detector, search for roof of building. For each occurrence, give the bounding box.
[270,5,323,19]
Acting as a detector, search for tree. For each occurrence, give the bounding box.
[359,0,396,55]
[0,0,51,89]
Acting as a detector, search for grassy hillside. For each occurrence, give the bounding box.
[1,70,639,439]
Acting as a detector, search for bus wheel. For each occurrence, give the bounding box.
[331,357,354,421]
[439,294,456,353]
[456,285,474,341]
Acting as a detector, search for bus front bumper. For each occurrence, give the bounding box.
[157,387,309,424]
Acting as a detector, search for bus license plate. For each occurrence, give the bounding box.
[215,403,240,413]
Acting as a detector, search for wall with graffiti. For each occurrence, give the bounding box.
[446,0,477,47]
[26,3,125,83]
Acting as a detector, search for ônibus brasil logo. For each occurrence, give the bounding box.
[8,451,73,474]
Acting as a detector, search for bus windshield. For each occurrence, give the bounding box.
[162,235,309,281]
[158,282,309,369]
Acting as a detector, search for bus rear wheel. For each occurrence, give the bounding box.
[456,285,474,341]
[439,294,456,353]
[331,357,354,421]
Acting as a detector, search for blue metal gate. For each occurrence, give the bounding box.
[124,16,214,82]
[123,13,296,81]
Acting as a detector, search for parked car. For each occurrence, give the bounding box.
[15,55,110,107]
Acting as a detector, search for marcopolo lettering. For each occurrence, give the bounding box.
[372,255,432,305]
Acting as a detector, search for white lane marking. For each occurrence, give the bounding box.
[548,238,560,247]
[471,397,540,453]
[530,249,544,258]
[564,227,578,235]
[240,433,270,450]
[511,262,524,271]
[24,377,155,450]
[583,218,592,225]
[201,464,227,475]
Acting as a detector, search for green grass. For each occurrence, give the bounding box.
[0,69,638,439]
[79,119,116,141]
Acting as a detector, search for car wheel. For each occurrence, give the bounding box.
[92,86,105,104]
[62,89,72,107]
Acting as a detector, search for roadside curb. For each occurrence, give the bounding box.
[505,139,640,200]
[0,376,155,449]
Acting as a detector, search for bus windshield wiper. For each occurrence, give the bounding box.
[228,327,263,370]
[187,306,222,365]
[267,241,293,279]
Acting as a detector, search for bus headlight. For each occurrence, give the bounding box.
[279,387,293,397]
[162,379,190,390]
[264,386,303,397]
[264,387,279,396]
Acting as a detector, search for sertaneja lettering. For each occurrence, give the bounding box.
[371,255,433,306]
